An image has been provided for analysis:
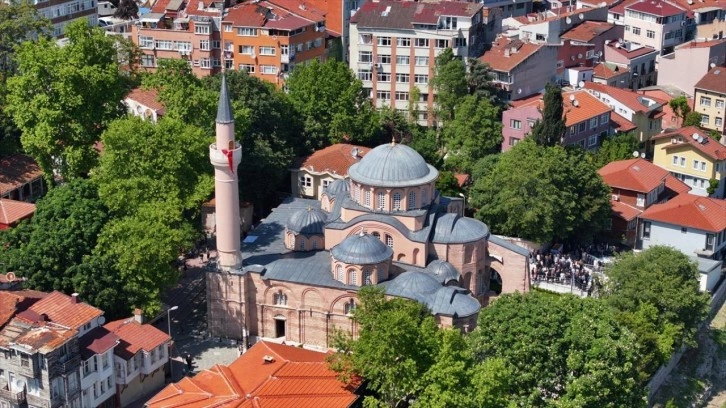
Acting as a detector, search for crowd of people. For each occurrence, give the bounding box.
[529,243,616,293]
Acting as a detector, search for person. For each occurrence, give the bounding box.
[185,354,193,371]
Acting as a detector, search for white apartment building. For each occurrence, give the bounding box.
[349,0,486,125]
[27,0,99,38]
[623,0,687,54]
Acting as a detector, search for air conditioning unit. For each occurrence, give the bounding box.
[611,194,620,201]
[375,63,383,70]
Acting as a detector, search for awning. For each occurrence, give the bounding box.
[140,12,164,23]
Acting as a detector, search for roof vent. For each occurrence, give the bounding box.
[715,69,721,75]
[381,6,391,16]
[351,147,360,158]
[263,355,275,363]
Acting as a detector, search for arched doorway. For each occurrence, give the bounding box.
[490,269,503,295]
[274,315,286,339]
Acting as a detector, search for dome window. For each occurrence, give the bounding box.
[363,269,373,285]
[348,269,357,285]
[336,265,343,281]
[393,192,401,210]
[408,191,416,210]
[364,190,371,207]
[377,191,385,210]
[386,235,393,248]
[273,290,287,306]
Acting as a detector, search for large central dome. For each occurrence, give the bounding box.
[348,143,438,188]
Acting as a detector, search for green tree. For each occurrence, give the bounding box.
[469,292,646,407]
[0,0,51,77]
[6,19,128,181]
[466,59,498,104]
[442,95,502,172]
[707,129,722,142]
[684,111,703,127]
[602,246,710,377]
[407,126,441,168]
[436,170,463,197]
[589,132,640,169]
[431,48,467,123]
[668,95,691,123]
[707,178,719,196]
[470,138,610,243]
[114,0,138,19]
[470,154,500,183]
[286,59,377,149]
[529,82,566,147]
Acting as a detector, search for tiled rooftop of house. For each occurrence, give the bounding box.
[585,82,668,112]
[611,199,642,221]
[0,290,46,330]
[610,112,638,132]
[79,326,120,360]
[599,158,670,192]
[105,316,171,360]
[294,143,370,177]
[605,40,658,59]
[19,291,103,331]
[694,65,726,94]
[351,0,482,30]
[675,38,726,50]
[625,0,685,16]
[593,62,629,79]
[512,90,611,126]
[654,126,726,161]
[146,341,361,408]
[0,318,76,354]
[641,193,726,232]
[481,38,546,72]
[609,0,640,15]
[0,154,43,196]
[561,21,617,42]
[126,88,165,114]
[224,0,324,29]
[0,199,36,227]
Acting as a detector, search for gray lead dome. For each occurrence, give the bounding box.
[331,233,393,264]
[348,143,438,187]
[287,207,327,235]
[426,260,460,285]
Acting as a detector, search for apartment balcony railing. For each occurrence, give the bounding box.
[0,385,26,404]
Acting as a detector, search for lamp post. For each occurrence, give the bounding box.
[167,305,178,381]
[458,193,466,217]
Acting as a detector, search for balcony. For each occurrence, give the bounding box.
[0,385,26,404]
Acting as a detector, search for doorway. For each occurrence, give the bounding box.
[274,317,286,339]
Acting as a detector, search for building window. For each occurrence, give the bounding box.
[376,90,391,100]
[260,65,277,75]
[636,193,645,207]
[363,269,373,285]
[154,40,173,50]
[377,72,391,82]
[299,240,305,250]
[646,30,655,38]
[194,24,210,35]
[510,119,521,129]
[358,70,372,81]
[642,221,651,238]
[509,137,520,146]
[274,290,287,305]
[632,27,641,35]
[237,27,257,36]
[716,100,724,109]
[414,74,428,84]
[377,36,391,46]
[706,234,715,251]
[139,36,154,48]
[239,64,255,73]
[435,39,448,49]
[259,46,275,56]
[239,45,254,55]
[386,234,393,248]
[348,269,357,285]
[701,114,710,125]
[442,16,458,29]
[359,51,373,63]
[396,73,410,83]
[700,96,712,107]
[364,190,371,207]
[377,54,391,64]
[396,55,410,65]
[421,189,427,206]
[224,24,232,32]
[701,162,706,171]
[716,117,723,127]
[588,134,598,147]
[407,191,416,210]
[680,157,686,167]
[393,192,401,210]
[140,55,155,67]
[397,37,411,47]
[200,40,210,50]
[344,299,356,315]
[454,38,467,48]
[336,265,343,281]
[590,117,598,129]
[395,91,409,101]
[693,159,699,170]
[414,38,429,47]
[415,56,429,66]
[578,122,586,132]
[377,191,385,209]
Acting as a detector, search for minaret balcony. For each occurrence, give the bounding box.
[210,142,242,169]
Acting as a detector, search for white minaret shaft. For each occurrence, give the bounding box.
[210,75,242,271]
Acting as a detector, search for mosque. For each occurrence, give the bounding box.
[206,78,531,348]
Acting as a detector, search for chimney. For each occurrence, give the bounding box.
[504,48,511,57]
[263,355,275,363]
[71,293,79,304]
[133,308,144,324]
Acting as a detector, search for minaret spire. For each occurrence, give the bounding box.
[210,74,242,271]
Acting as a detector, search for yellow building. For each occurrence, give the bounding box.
[694,66,726,136]
[652,126,726,198]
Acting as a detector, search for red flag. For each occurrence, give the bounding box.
[221,149,234,174]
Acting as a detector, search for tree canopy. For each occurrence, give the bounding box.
[442,95,502,172]
[431,48,467,123]
[469,138,610,243]
[588,132,640,169]
[530,82,566,147]
[602,246,710,378]
[5,19,128,181]
[469,292,646,407]
[0,0,51,77]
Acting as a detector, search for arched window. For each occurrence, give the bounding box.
[422,188,428,206]
[299,240,305,250]
[386,235,393,248]
[289,234,295,248]
[393,192,401,210]
[336,265,343,281]
[348,269,357,285]
[372,231,380,240]
[354,185,361,203]
[274,290,287,305]
[377,266,385,282]
[344,299,357,315]
[312,239,318,250]
[407,191,416,210]
[363,268,373,285]
[377,191,386,210]
[364,190,371,207]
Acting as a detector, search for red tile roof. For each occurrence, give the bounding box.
[20,291,103,330]
[610,112,638,132]
[481,38,546,73]
[511,90,612,127]
[224,2,268,27]
[592,62,630,79]
[146,341,361,408]
[80,326,120,360]
[0,155,43,196]
[0,319,76,353]
[105,317,171,360]
[694,65,726,94]
[454,173,471,187]
[126,88,165,115]
[351,0,482,29]
[653,126,726,161]
[585,82,667,112]
[599,158,669,192]
[605,41,659,59]
[641,194,726,232]
[561,21,617,42]
[611,199,642,221]
[0,290,46,329]
[676,38,726,50]
[295,143,370,176]
[0,199,35,227]
[664,174,690,195]
[609,0,640,15]
[625,0,686,16]
[268,0,326,22]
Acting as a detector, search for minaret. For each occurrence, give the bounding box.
[210,75,242,271]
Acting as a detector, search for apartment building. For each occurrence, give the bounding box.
[481,0,532,18]
[221,0,327,88]
[28,0,98,38]
[305,0,367,62]
[349,0,486,125]
[514,6,609,44]
[693,66,726,137]
[132,0,224,77]
[561,21,624,59]
[291,143,370,199]
[652,126,726,197]
[603,39,658,90]
[666,0,726,41]
[622,0,687,54]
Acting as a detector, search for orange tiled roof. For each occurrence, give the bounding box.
[0,318,76,353]
[268,0,326,21]
[610,199,642,221]
[610,112,638,132]
[126,88,165,114]
[675,38,726,50]
[0,290,46,329]
[653,126,726,161]
[664,174,690,195]
[585,82,667,112]
[0,199,35,227]
[641,193,726,232]
[694,65,726,95]
[598,158,669,192]
[561,21,617,42]
[511,90,611,127]
[147,341,361,408]
[592,62,629,79]
[22,291,103,330]
[454,173,471,187]
[105,317,171,360]
[0,155,43,196]
[481,38,546,73]
[295,143,370,176]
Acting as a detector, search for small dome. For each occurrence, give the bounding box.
[348,143,438,188]
[432,213,490,244]
[287,207,327,235]
[429,287,480,318]
[325,179,349,195]
[384,271,441,303]
[426,260,460,285]
[331,232,393,265]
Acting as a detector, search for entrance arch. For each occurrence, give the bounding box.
[273,315,286,339]
[490,269,503,295]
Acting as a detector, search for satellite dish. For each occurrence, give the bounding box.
[351,147,359,157]
[640,152,646,158]
[573,99,579,107]
[578,81,585,88]
[97,316,106,325]
[569,94,576,101]
[578,13,584,20]
[566,17,572,24]
[710,62,716,68]
[578,53,583,59]
[517,88,523,94]
[632,151,639,157]
[692,133,700,140]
